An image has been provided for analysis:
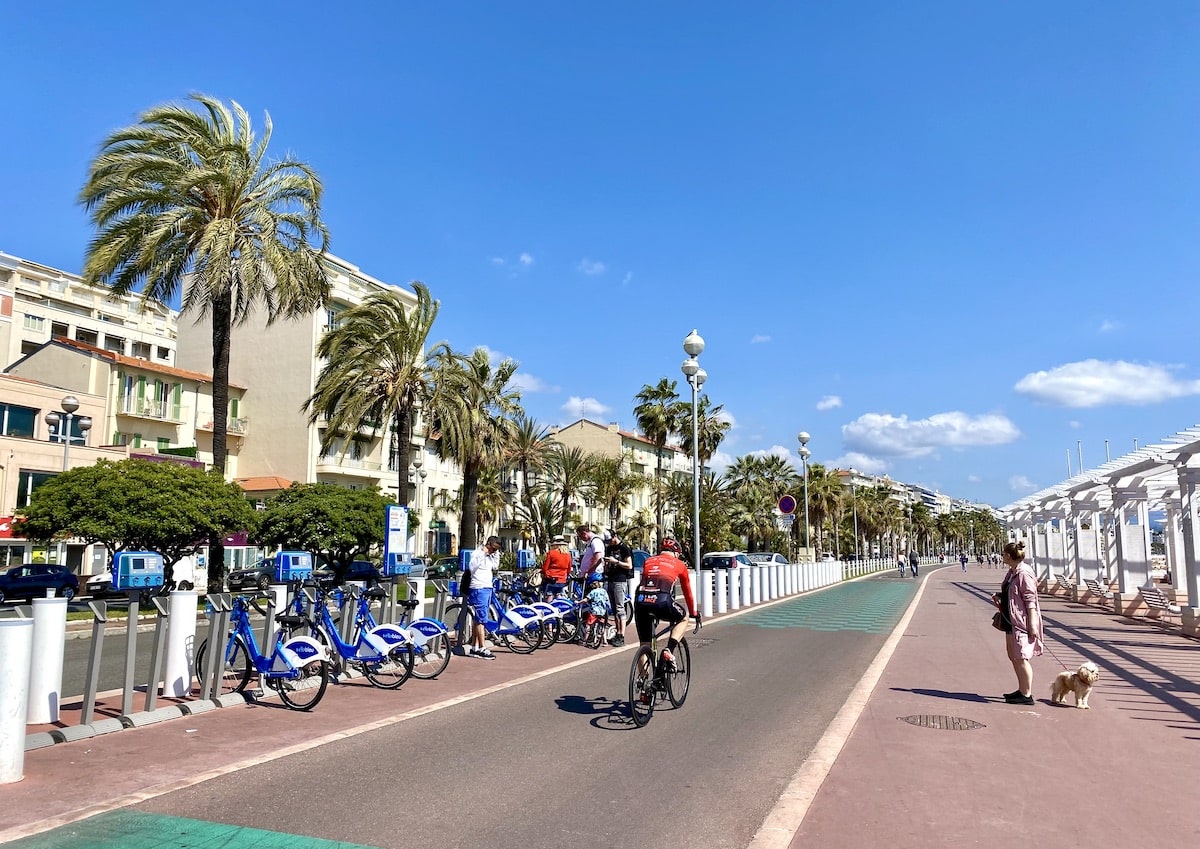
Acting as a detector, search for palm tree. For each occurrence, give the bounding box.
[675,394,731,471]
[505,413,552,539]
[427,347,522,550]
[633,378,680,545]
[590,454,642,532]
[545,445,598,533]
[305,284,440,506]
[805,463,843,555]
[80,94,329,581]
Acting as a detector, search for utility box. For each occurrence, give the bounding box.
[383,553,412,577]
[112,551,165,591]
[273,551,313,582]
[517,549,535,571]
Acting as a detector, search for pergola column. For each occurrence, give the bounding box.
[1175,465,1200,635]
[1109,484,1151,615]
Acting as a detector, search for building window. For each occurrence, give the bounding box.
[157,437,169,451]
[51,322,68,339]
[22,314,44,332]
[104,335,125,355]
[76,328,97,346]
[16,470,56,510]
[157,346,171,361]
[20,340,39,356]
[0,403,36,438]
[112,431,129,446]
[46,412,88,446]
[131,341,151,359]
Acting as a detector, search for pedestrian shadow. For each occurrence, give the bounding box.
[554,694,637,730]
[890,687,994,704]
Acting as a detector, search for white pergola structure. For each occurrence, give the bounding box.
[1002,425,1200,636]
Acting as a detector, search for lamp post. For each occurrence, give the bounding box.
[849,468,860,562]
[44,395,92,472]
[797,432,811,562]
[681,329,706,600]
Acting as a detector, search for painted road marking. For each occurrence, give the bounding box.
[738,582,915,633]
[4,810,384,849]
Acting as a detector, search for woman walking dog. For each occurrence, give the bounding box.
[993,540,1043,705]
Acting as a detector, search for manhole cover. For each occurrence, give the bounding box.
[899,714,986,731]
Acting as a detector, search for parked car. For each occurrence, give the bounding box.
[0,563,79,603]
[85,568,118,598]
[701,552,753,570]
[313,559,382,584]
[226,559,276,592]
[425,556,461,580]
[746,552,790,567]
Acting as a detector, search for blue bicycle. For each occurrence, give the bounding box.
[444,583,544,654]
[195,594,332,711]
[292,584,414,689]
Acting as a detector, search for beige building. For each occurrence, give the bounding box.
[546,419,692,532]
[173,253,463,555]
[0,250,177,368]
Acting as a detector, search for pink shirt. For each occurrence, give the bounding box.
[1003,561,1043,654]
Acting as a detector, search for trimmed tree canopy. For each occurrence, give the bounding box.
[256,483,390,575]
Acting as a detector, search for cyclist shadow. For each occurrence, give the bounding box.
[555,694,638,730]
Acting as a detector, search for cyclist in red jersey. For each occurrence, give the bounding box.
[633,539,700,670]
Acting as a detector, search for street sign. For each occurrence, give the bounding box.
[777,514,795,530]
[778,495,797,515]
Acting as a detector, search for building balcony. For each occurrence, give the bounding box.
[117,399,185,423]
[198,417,249,438]
[315,456,384,478]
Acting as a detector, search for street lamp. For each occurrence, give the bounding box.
[849,468,860,562]
[797,432,811,562]
[411,453,426,556]
[681,329,706,599]
[44,395,92,472]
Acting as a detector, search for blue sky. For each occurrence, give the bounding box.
[4,2,1200,509]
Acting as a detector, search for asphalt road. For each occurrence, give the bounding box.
[120,577,918,849]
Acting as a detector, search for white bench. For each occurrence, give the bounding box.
[1084,578,1114,606]
[1055,574,1074,593]
[1138,584,1181,625]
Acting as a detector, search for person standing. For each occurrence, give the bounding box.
[576,525,605,582]
[992,540,1043,705]
[908,548,919,577]
[959,552,969,572]
[603,529,634,647]
[540,535,572,598]
[465,535,502,660]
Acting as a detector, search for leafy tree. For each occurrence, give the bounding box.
[427,347,522,550]
[256,483,390,576]
[79,94,330,580]
[306,284,440,505]
[633,378,680,546]
[19,459,258,582]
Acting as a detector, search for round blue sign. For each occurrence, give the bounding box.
[778,495,797,515]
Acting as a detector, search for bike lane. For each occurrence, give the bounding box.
[2,573,922,849]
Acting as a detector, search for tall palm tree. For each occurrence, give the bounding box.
[675,394,731,471]
[633,378,680,545]
[427,347,522,550]
[305,284,440,506]
[79,94,329,581]
[545,445,598,533]
[590,454,642,532]
[505,413,552,538]
[805,463,844,555]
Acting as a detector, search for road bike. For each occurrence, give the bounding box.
[628,618,697,727]
[195,594,332,711]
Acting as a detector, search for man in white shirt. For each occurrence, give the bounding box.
[576,525,606,581]
[466,535,502,659]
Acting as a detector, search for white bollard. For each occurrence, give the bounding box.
[716,569,728,614]
[409,577,427,619]
[729,566,740,611]
[164,590,199,697]
[751,566,761,604]
[0,620,33,783]
[27,597,67,724]
[788,562,797,595]
[700,570,714,617]
[769,564,778,600]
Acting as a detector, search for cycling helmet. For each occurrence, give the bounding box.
[660,538,681,555]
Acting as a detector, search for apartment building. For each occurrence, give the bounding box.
[173,253,463,553]
[0,250,177,368]
[546,419,692,532]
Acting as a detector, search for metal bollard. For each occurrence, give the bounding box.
[27,597,67,724]
[0,620,33,783]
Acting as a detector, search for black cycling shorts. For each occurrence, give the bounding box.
[633,590,685,643]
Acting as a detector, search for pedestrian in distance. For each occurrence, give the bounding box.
[992,540,1043,705]
[603,529,634,647]
[465,535,502,660]
[959,552,969,572]
[540,535,572,598]
[908,548,919,577]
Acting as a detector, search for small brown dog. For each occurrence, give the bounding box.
[1050,661,1100,709]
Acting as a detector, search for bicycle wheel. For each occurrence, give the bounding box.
[364,646,414,690]
[501,620,542,654]
[410,632,452,679]
[443,603,474,652]
[538,617,560,648]
[195,636,252,696]
[628,646,655,727]
[271,657,331,711]
[624,599,634,626]
[555,608,579,643]
[666,637,691,707]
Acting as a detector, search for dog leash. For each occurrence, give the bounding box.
[1038,626,1071,671]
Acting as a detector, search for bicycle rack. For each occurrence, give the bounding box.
[202,594,233,700]
[430,580,450,623]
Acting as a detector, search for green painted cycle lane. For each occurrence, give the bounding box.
[3,811,384,849]
[737,575,917,633]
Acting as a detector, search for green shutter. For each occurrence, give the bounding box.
[229,397,239,419]
[171,383,182,419]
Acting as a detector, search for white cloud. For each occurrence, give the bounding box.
[750,334,771,344]
[842,411,1020,458]
[830,452,889,476]
[1009,475,1037,492]
[1068,420,1082,429]
[967,474,982,483]
[747,445,797,463]
[578,258,607,276]
[1014,359,1200,408]
[490,257,505,266]
[622,272,633,285]
[519,252,534,266]
[816,395,842,411]
[561,396,610,420]
[709,450,735,472]
[1098,319,1119,333]
[713,409,737,428]
[511,372,558,393]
